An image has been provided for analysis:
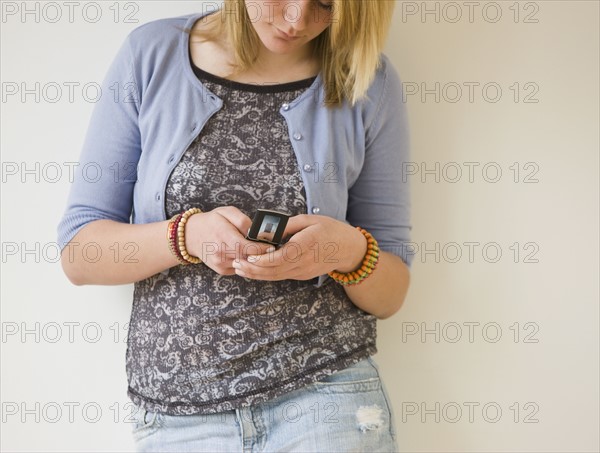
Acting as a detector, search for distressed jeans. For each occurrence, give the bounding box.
[131,356,400,452]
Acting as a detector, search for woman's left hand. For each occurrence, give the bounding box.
[232,214,367,281]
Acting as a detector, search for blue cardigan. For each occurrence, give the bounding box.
[56,10,413,287]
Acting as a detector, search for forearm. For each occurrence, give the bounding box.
[341,251,410,320]
[60,219,180,286]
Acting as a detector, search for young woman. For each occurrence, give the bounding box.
[57,0,412,451]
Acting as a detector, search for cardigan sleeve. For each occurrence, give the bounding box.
[346,55,414,268]
[56,33,142,254]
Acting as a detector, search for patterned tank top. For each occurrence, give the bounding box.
[125,53,378,415]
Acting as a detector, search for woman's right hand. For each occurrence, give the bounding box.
[183,206,274,276]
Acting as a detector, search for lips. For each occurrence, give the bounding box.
[275,28,300,40]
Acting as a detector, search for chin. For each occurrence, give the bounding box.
[263,39,301,54]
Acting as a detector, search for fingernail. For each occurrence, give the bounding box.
[247,256,258,263]
[266,246,276,253]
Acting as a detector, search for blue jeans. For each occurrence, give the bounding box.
[131,356,399,452]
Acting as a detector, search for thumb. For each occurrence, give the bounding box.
[283,214,313,238]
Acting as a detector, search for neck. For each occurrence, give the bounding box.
[253,41,318,76]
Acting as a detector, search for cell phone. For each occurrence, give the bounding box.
[245,209,291,246]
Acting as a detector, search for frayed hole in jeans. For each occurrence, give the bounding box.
[356,404,384,432]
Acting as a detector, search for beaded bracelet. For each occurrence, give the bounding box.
[328,227,380,286]
[167,213,188,265]
[166,207,203,265]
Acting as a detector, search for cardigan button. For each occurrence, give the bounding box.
[282,103,290,111]
[303,164,313,172]
[311,206,320,214]
[293,132,303,141]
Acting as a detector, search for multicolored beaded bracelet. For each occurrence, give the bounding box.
[167,213,188,265]
[167,207,203,265]
[328,227,380,286]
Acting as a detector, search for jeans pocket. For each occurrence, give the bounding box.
[131,405,162,441]
[366,356,399,443]
[307,358,381,393]
[296,357,399,452]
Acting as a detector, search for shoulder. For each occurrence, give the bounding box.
[107,12,208,85]
[366,53,404,105]
[118,13,203,60]
[123,13,196,54]
[358,53,405,126]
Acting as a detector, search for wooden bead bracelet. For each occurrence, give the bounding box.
[328,227,380,286]
[167,214,187,265]
[167,207,203,265]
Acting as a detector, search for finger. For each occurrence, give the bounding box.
[282,214,313,238]
[234,261,300,281]
[239,240,276,258]
[244,240,308,269]
[245,247,283,266]
[214,206,252,236]
[214,208,273,256]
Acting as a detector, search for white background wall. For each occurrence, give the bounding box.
[1,1,598,451]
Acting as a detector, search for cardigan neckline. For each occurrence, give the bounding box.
[180,10,324,108]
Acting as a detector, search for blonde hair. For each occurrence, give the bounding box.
[178,0,395,108]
